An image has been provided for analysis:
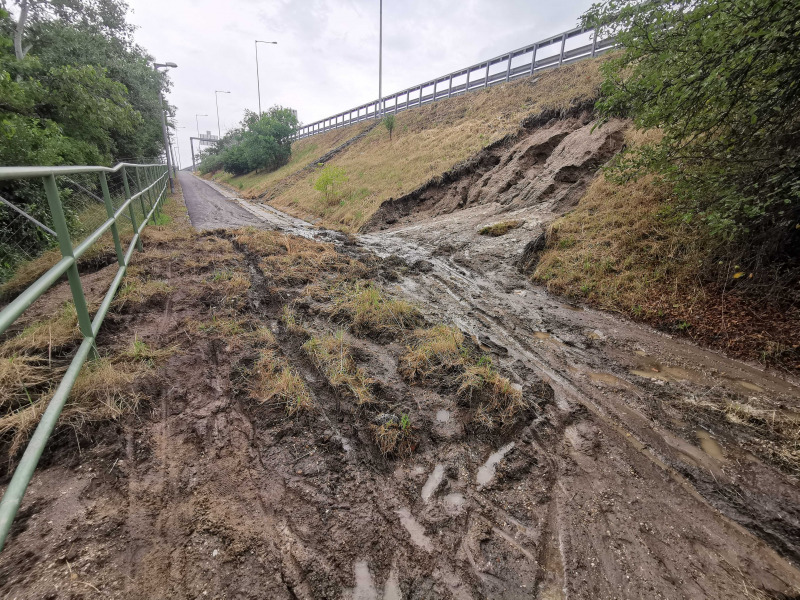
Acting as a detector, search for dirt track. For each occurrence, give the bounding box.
[2,163,800,598]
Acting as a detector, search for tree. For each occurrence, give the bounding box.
[199,106,298,176]
[583,0,800,257]
[383,114,395,140]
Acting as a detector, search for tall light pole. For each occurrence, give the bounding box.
[195,113,208,138]
[255,40,277,117]
[174,126,187,171]
[378,0,383,118]
[215,90,230,139]
[154,61,178,193]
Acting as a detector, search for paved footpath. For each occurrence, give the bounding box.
[178,171,267,230]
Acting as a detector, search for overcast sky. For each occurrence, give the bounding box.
[126,0,596,168]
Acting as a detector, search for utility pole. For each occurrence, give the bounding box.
[378,0,383,118]
[255,40,277,117]
[215,90,230,139]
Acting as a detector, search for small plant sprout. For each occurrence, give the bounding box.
[383,114,396,140]
[314,164,348,206]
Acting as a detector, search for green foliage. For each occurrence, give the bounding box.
[383,114,396,140]
[198,106,298,176]
[583,0,800,253]
[0,2,168,282]
[314,164,348,205]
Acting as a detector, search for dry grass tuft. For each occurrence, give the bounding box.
[330,281,421,337]
[281,305,307,335]
[206,268,251,307]
[479,220,524,237]
[267,59,605,232]
[1,302,81,355]
[113,277,173,310]
[371,413,416,456]
[250,349,312,416]
[302,330,373,404]
[458,359,526,428]
[399,325,468,382]
[0,356,146,457]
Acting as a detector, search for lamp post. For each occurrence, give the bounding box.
[255,40,277,117]
[215,90,230,139]
[154,61,178,193]
[195,113,208,138]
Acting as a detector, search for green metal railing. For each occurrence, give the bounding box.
[0,162,169,551]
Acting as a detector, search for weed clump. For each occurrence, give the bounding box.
[302,330,373,404]
[331,281,421,337]
[479,220,523,237]
[399,325,468,382]
[250,349,312,416]
[371,413,416,456]
[458,358,525,428]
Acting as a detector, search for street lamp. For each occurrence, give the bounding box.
[154,61,178,193]
[255,40,277,117]
[215,90,231,139]
[195,114,208,138]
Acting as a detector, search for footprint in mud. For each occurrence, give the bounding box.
[421,464,445,503]
[476,442,515,487]
[350,560,403,600]
[397,507,434,551]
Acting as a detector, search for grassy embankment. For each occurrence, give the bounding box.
[211,59,605,232]
[532,129,799,369]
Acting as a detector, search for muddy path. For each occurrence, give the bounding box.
[2,172,799,599]
[215,173,800,596]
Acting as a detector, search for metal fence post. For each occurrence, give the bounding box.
[42,174,96,354]
[448,74,453,98]
[394,94,398,113]
[124,167,144,251]
[558,33,567,66]
[99,173,124,267]
[530,45,538,75]
[418,86,423,106]
[591,30,597,57]
[484,62,490,88]
[506,55,511,82]
[466,68,470,92]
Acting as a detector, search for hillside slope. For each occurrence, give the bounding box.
[212,59,605,232]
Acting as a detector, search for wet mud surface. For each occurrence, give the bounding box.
[2,161,800,599]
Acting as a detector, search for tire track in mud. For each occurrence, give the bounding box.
[355,230,800,596]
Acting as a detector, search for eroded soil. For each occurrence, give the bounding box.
[1,163,800,600]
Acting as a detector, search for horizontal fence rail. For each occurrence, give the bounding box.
[293,25,616,140]
[0,162,169,552]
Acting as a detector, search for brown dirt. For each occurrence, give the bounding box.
[2,175,800,599]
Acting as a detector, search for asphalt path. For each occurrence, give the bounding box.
[178,171,267,230]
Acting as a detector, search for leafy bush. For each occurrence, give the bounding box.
[314,165,348,205]
[583,0,800,257]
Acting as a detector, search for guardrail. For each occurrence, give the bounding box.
[0,162,169,551]
[293,25,615,140]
